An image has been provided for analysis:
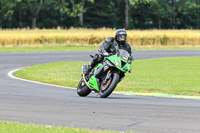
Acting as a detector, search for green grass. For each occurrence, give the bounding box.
[1,45,200,52]
[14,57,200,96]
[0,46,99,52]
[132,46,200,50]
[0,122,122,133]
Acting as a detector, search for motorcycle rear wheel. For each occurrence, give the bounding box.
[100,73,120,98]
[77,78,91,97]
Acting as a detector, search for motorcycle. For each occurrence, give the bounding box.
[77,49,132,98]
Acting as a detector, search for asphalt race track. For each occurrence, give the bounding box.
[1,50,200,133]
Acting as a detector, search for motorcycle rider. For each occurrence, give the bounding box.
[84,29,133,75]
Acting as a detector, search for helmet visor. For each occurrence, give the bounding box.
[118,35,126,41]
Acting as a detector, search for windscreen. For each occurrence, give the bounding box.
[119,49,130,62]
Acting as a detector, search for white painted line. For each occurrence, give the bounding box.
[7,68,200,100]
[8,68,76,90]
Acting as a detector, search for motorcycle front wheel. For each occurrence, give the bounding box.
[100,73,120,98]
[77,78,91,97]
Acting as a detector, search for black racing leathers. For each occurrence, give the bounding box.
[98,37,132,56]
[88,37,133,71]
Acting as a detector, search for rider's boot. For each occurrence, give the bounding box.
[85,60,97,77]
[83,54,101,77]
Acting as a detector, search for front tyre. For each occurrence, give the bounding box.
[100,73,120,98]
[77,78,91,97]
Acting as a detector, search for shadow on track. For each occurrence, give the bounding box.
[85,95,141,100]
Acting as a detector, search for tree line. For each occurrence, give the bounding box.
[0,0,200,29]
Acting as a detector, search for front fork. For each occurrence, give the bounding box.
[94,64,108,78]
[93,64,113,87]
[102,69,112,85]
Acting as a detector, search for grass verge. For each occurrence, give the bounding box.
[0,122,122,133]
[0,46,99,52]
[14,57,200,96]
[0,45,200,52]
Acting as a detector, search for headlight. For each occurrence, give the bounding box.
[114,58,120,67]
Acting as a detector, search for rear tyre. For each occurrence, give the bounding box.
[100,73,120,98]
[77,78,91,97]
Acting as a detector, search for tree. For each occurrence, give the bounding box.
[30,0,43,29]
[84,0,116,28]
[196,0,200,29]
[150,0,172,29]
[41,0,82,28]
[129,0,156,29]
[0,0,17,28]
[125,0,129,29]
[79,0,94,27]
[175,0,200,29]
[1,0,200,29]
[19,0,44,29]
[79,0,85,26]
[170,0,177,29]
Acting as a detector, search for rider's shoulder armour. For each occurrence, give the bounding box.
[124,42,132,55]
[105,37,115,43]
[125,43,131,49]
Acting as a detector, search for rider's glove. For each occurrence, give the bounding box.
[102,50,109,57]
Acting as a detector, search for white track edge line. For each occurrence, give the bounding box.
[7,68,76,90]
[7,68,130,96]
[7,68,200,100]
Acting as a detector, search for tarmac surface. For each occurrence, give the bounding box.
[1,50,200,133]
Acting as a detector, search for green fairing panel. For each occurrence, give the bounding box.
[87,76,99,91]
[107,55,131,72]
[94,63,103,74]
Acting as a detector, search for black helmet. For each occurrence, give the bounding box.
[115,29,127,45]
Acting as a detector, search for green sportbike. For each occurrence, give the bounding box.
[77,49,133,98]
